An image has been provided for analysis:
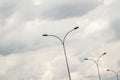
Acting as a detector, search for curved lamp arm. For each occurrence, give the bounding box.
[63,26,79,43]
[97,52,107,63]
[43,34,63,44]
[107,69,117,75]
[117,70,120,74]
[43,26,79,44]
[84,58,97,65]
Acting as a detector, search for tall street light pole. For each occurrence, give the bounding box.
[107,69,120,80]
[42,26,79,80]
[84,52,107,80]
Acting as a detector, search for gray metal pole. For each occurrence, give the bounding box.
[107,69,120,80]
[43,27,79,80]
[96,63,101,80]
[84,52,106,80]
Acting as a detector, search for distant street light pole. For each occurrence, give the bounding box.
[107,69,120,80]
[84,52,107,80]
[43,26,79,80]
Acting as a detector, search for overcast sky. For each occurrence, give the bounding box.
[0,0,120,80]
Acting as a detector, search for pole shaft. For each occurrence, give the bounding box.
[97,63,101,80]
[63,43,71,80]
[117,74,119,80]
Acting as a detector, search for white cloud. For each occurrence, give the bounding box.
[33,0,42,6]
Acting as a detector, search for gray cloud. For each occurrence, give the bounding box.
[0,0,19,26]
[0,0,101,22]
[111,19,120,41]
[39,0,100,20]
[102,0,120,42]
[0,0,17,19]
[0,0,118,55]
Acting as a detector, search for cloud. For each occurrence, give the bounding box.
[39,0,101,20]
[110,19,120,41]
[0,0,101,23]
[0,0,18,19]
[0,0,119,56]
[102,0,120,41]
[0,0,120,80]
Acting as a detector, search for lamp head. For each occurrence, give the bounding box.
[84,58,88,60]
[74,26,79,30]
[42,34,48,36]
[103,52,107,55]
[107,69,110,71]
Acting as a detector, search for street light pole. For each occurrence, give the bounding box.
[84,52,107,80]
[107,69,120,80]
[43,26,79,80]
